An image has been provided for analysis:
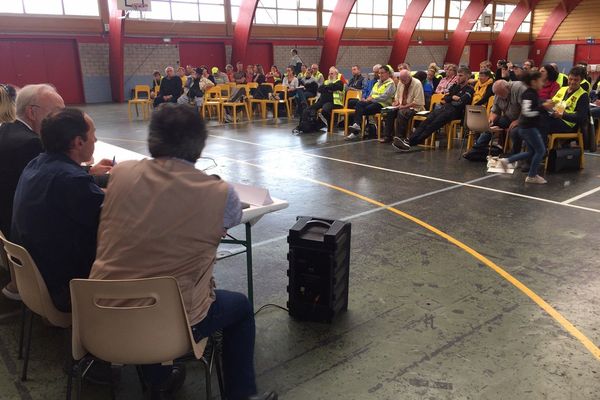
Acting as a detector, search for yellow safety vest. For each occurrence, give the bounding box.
[298,72,305,80]
[435,73,443,80]
[473,72,479,80]
[581,79,591,93]
[552,86,586,128]
[324,74,344,106]
[557,73,568,87]
[371,78,395,106]
[314,71,324,83]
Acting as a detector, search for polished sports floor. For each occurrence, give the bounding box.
[0,103,598,399]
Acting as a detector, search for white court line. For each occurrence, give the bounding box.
[209,134,600,214]
[562,185,600,204]
[227,173,500,252]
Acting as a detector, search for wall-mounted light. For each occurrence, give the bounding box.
[163,37,171,43]
[417,35,423,45]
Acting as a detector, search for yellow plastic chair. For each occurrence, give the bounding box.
[222,86,251,123]
[0,233,71,382]
[128,85,152,121]
[202,86,223,122]
[544,131,585,172]
[330,90,362,135]
[265,84,291,119]
[361,113,383,140]
[67,277,221,400]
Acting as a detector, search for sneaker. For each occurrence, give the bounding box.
[525,175,547,184]
[292,129,303,135]
[319,127,328,132]
[498,158,510,172]
[317,113,328,127]
[2,286,21,301]
[345,133,359,141]
[392,136,410,151]
[224,114,233,123]
[268,93,275,101]
[348,123,360,133]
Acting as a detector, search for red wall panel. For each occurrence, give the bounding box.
[0,39,84,104]
[574,44,600,65]
[178,42,226,69]
[469,44,489,72]
[245,43,273,70]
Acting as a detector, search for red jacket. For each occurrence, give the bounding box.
[538,80,560,101]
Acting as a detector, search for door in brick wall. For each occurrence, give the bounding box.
[0,39,84,104]
[245,43,273,72]
[574,44,600,65]
[178,43,226,70]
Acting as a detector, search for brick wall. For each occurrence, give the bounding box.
[273,45,321,71]
[336,46,390,76]
[78,43,111,103]
[406,45,447,70]
[124,43,180,99]
[508,45,530,65]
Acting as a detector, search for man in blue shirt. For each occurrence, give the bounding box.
[11,108,104,312]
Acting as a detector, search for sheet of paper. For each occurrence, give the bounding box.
[231,182,274,206]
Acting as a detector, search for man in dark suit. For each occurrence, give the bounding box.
[153,66,183,107]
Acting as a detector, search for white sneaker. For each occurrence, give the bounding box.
[345,132,359,141]
[348,123,360,133]
[318,113,328,127]
[525,175,547,184]
[498,158,510,172]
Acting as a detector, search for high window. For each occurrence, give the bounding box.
[232,0,317,26]
[416,0,446,30]
[130,0,226,22]
[344,0,389,29]
[0,0,99,16]
[391,0,408,28]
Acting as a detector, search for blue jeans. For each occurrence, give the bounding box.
[507,127,546,177]
[143,290,257,400]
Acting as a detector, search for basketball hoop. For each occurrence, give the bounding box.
[117,0,152,12]
[130,2,150,12]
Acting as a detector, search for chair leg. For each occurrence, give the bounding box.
[578,134,585,168]
[18,303,25,359]
[21,308,33,381]
[377,116,381,140]
[329,113,335,134]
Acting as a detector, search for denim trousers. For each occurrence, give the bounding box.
[143,289,257,400]
[507,127,546,177]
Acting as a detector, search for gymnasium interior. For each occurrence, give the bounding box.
[0,1,599,399]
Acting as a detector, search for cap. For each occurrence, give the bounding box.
[212,67,219,74]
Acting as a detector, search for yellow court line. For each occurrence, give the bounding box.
[223,157,600,361]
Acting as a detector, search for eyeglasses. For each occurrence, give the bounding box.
[197,157,217,172]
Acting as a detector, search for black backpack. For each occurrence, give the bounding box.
[462,145,503,162]
[295,108,321,133]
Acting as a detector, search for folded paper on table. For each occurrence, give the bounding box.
[231,182,274,206]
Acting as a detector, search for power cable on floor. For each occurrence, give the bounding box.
[254,303,288,316]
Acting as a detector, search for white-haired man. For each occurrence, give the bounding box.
[153,66,183,107]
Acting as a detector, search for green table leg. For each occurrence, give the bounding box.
[245,222,254,308]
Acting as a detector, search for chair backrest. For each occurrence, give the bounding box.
[217,84,231,98]
[261,82,274,88]
[429,93,444,111]
[134,85,151,100]
[247,82,259,89]
[344,90,362,107]
[205,86,222,100]
[486,95,495,115]
[70,277,204,363]
[273,84,287,100]
[464,105,490,133]
[0,230,8,270]
[1,237,71,328]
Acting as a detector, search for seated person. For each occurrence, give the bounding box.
[150,70,162,99]
[347,65,364,91]
[306,67,344,130]
[435,64,458,94]
[472,69,494,106]
[423,68,439,109]
[177,67,215,107]
[11,108,105,312]
[298,69,318,100]
[281,66,301,113]
[394,66,474,151]
[153,66,183,107]
[89,104,277,400]
[380,69,425,143]
[470,79,526,151]
[212,67,229,85]
[540,66,590,142]
[347,65,396,140]
[496,60,517,82]
[538,64,560,101]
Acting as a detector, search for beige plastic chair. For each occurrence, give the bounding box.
[0,234,71,381]
[67,277,221,400]
[461,105,491,156]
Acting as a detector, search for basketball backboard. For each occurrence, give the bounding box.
[117,0,152,11]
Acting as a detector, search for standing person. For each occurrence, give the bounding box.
[498,71,547,184]
[380,69,425,143]
[290,49,303,75]
[347,65,396,140]
[153,67,183,107]
[394,66,474,151]
[89,104,278,400]
[538,64,560,101]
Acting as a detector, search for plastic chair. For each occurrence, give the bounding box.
[202,86,223,122]
[544,131,585,172]
[0,234,71,382]
[330,90,362,135]
[67,277,222,400]
[265,84,291,119]
[460,105,490,158]
[361,113,382,140]
[128,85,152,121]
[222,86,251,123]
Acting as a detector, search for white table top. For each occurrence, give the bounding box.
[93,140,288,226]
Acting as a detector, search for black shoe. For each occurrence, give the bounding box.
[392,136,410,151]
[248,392,278,400]
[521,163,530,173]
[148,364,186,399]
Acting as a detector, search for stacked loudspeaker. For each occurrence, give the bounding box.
[287,216,351,322]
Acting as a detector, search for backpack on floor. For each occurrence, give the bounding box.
[462,145,503,162]
[295,108,321,134]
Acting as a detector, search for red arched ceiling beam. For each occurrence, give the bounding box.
[107,0,125,103]
[490,0,539,64]
[388,0,431,67]
[529,0,584,66]
[231,0,259,64]
[319,0,356,74]
[444,0,492,65]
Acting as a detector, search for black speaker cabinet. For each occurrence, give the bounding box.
[287,216,351,322]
